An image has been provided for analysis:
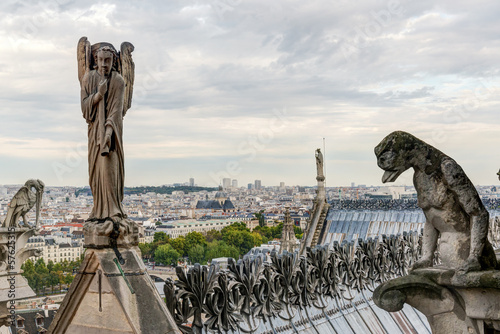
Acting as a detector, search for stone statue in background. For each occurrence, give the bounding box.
[77,37,138,247]
[375,131,497,274]
[3,179,44,228]
[315,148,325,181]
[0,180,44,326]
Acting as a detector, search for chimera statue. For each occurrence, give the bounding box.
[375,131,497,274]
[3,179,44,228]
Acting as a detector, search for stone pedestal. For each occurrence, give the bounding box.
[84,219,139,248]
[374,267,500,334]
[0,227,39,327]
[49,247,180,333]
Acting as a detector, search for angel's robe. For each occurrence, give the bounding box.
[81,70,126,222]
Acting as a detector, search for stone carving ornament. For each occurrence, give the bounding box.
[3,179,44,228]
[373,131,500,333]
[375,131,497,274]
[77,37,138,247]
[0,181,44,326]
[164,232,421,334]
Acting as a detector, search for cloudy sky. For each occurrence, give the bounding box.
[1,0,500,187]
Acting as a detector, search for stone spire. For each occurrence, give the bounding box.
[280,208,297,253]
[299,148,330,255]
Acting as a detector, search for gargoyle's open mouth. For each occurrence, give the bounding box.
[382,169,403,183]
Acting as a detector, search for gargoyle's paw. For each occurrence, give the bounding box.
[457,257,481,275]
[411,258,433,271]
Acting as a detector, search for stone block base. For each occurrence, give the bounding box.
[48,248,180,334]
[84,219,139,248]
[374,267,500,334]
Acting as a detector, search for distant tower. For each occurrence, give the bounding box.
[189,178,194,187]
[222,178,231,190]
[280,208,297,253]
[254,180,262,190]
[231,179,238,188]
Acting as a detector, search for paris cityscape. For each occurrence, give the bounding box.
[2,0,500,333]
[2,178,500,269]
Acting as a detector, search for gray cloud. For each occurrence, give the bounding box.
[0,0,499,187]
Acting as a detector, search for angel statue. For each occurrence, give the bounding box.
[77,37,134,224]
[3,179,45,228]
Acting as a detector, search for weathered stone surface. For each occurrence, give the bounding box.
[50,38,179,333]
[300,148,330,254]
[374,268,500,333]
[373,131,500,333]
[84,218,139,248]
[375,131,497,275]
[166,232,424,334]
[0,180,44,327]
[280,208,297,253]
[3,179,44,228]
[77,37,138,248]
[0,226,41,326]
[48,248,180,334]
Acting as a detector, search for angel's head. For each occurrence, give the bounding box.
[95,46,116,77]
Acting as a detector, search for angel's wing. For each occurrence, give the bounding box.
[120,42,135,116]
[77,36,91,84]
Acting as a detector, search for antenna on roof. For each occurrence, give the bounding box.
[323,137,326,189]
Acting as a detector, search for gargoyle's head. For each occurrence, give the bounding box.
[374,131,421,183]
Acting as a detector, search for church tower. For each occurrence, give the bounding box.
[280,208,297,253]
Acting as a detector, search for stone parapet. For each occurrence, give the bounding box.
[374,267,500,333]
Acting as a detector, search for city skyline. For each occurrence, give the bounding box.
[1,1,500,188]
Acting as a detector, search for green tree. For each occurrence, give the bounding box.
[223,229,255,255]
[48,272,59,293]
[205,241,239,262]
[35,259,49,293]
[53,262,63,273]
[271,223,283,239]
[22,259,36,291]
[64,273,74,286]
[221,222,250,235]
[60,260,71,273]
[255,210,266,227]
[138,243,153,259]
[155,244,180,266]
[294,226,303,239]
[187,244,206,264]
[47,260,54,273]
[56,271,65,291]
[22,259,35,275]
[168,236,186,256]
[205,229,222,243]
[253,225,272,240]
[154,232,168,243]
[252,232,267,246]
[185,232,207,254]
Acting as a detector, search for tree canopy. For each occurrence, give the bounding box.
[154,244,181,266]
[139,221,289,266]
